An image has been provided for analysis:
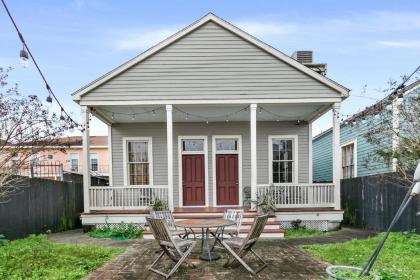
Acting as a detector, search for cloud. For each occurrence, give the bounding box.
[114,25,183,51]
[377,40,420,49]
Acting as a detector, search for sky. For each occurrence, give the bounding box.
[1,0,420,136]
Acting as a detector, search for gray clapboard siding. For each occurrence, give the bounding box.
[111,121,309,206]
[83,21,339,102]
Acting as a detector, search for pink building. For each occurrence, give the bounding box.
[36,136,109,178]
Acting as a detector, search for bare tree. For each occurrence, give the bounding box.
[0,67,72,202]
[359,76,420,184]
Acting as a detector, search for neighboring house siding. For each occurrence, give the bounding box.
[111,121,309,206]
[313,117,394,182]
[83,22,339,102]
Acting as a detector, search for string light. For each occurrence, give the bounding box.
[131,114,135,121]
[19,44,29,67]
[1,0,82,130]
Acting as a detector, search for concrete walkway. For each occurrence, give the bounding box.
[49,227,377,280]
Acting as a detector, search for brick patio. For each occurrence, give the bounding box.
[49,227,376,280]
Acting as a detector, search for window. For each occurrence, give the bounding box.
[90,153,98,172]
[216,139,238,152]
[270,137,296,183]
[126,140,150,185]
[69,153,79,173]
[342,142,355,179]
[182,139,204,152]
[47,154,53,160]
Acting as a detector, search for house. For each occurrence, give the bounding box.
[3,136,110,180]
[313,79,420,182]
[72,13,349,235]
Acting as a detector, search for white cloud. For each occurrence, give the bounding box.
[114,25,183,51]
[377,40,420,49]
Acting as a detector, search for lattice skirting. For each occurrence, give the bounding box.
[94,223,145,230]
[279,220,340,231]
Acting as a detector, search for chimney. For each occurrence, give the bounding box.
[292,50,327,76]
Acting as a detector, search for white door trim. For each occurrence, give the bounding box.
[178,136,209,207]
[212,135,242,207]
[268,135,299,184]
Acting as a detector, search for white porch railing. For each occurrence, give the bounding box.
[89,185,168,210]
[257,183,335,208]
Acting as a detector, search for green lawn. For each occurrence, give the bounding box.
[284,228,329,238]
[0,235,124,280]
[304,232,420,280]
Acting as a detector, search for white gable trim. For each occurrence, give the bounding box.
[72,13,349,101]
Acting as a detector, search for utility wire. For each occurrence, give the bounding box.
[1,0,81,129]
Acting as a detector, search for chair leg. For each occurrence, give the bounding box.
[220,241,257,276]
[166,242,196,278]
[250,249,268,273]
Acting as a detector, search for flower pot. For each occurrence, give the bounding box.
[326,266,380,280]
[256,208,275,217]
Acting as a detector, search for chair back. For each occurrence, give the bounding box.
[151,210,176,230]
[146,217,175,246]
[224,209,244,234]
[241,215,268,249]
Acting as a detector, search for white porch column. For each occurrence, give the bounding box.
[308,121,313,184]
[332,102,341,210]
[250,104,257,206]
[81,106,91,214]
[166,105,174,211]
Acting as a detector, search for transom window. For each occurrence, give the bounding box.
[126,140,150,185]
[216,139,238,152]
[270,137,295,183]
[342,143,355,179]
[182,139,204,152]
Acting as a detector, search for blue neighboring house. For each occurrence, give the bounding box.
[313,80,419,182]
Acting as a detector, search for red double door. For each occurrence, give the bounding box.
[182,154,239,206]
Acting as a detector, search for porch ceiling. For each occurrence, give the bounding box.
[93,103,331,124]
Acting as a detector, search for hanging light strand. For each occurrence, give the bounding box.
[1,0,81,129]
[173,105,249,122]
[97,106,165,118]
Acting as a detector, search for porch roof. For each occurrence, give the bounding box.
[90,103,331,124]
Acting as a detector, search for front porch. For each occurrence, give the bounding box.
[79,101,343,233]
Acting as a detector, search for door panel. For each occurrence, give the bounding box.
[216,154,239,205]
[182,154,205,206]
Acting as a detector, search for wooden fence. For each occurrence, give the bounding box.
[0,173,99,240]
[341,173,420,232]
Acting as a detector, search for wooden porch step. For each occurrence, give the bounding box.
[173,213,258,219]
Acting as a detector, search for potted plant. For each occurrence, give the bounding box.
[149,197,169,213]
[251,190,276,216]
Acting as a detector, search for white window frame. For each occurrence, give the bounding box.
[212,135,242,207]
[68,153,79,173]
[341,139,357,179]
[90,153,99,171]
[178,136,208,207]
[268,135,299,184]
[122,137,153,186]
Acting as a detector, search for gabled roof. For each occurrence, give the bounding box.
[72,13,349,101]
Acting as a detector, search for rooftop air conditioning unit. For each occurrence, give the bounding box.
[292,50,313,64]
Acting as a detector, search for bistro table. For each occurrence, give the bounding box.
[175,218,236,261]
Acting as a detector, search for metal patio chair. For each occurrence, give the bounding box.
[220,214,269,275]
[151,210,191,239]
[222,209,244,237]
[146,217,197,279]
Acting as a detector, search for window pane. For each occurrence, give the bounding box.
[216,139,237,151]
[129,163,149,185]
[91,158,98,171]
[128,141,148,162]
[182,140,204,152]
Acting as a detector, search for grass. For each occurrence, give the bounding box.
[284,228,328,238]
[304,232,420,280]
[0,235,124,280]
